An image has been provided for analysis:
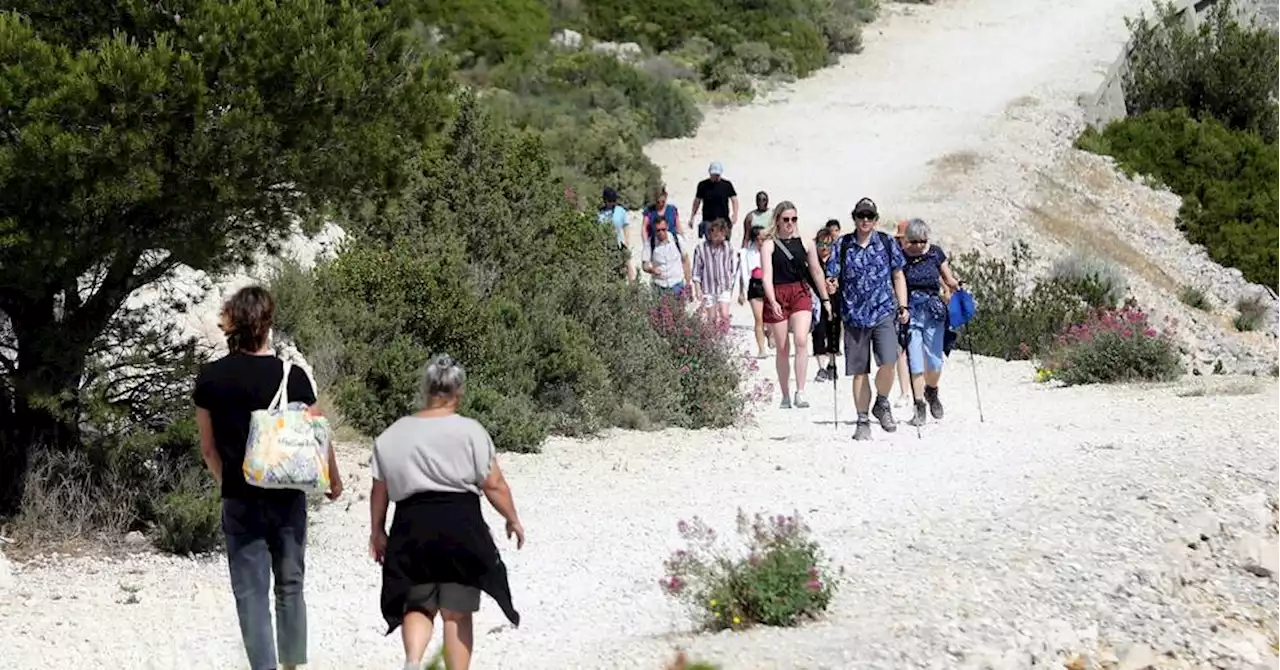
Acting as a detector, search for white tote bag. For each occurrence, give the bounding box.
[242,361,332,493]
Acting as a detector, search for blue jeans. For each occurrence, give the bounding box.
[223,495,308,670]
[907,309,946,375]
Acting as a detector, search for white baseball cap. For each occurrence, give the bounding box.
[708,161,724,176]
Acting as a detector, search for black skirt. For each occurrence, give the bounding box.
[380,491,520,633]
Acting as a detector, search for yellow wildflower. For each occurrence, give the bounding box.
[710,599,717,607]
[732,616,740,625]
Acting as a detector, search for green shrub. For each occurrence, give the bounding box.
[1038,303,1182,385]
[1076,108,1278,289]
[273,95,748,453]
[1178,285,1212,311]
[397,0,551,65]
[1124,0,1279,142]
[1049,251,1128,308]
[949,242,1092,360]
[660,511,839,631]
[152,473,222,555]
[1233,294,1269,332]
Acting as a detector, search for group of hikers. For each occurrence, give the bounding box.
[194,161,970,670]
[600,161,967,439]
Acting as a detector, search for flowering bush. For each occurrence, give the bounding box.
[648,294,748,428]
[1038,303,1182,386]
[659,511,839,631]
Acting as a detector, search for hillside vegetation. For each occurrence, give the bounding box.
[0,0,879,551]
[1076,0,1279,288]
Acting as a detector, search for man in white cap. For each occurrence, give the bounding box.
[690,161,738,243]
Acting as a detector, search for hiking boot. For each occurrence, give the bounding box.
[908,399,927,427]
[793,391,810,408]
[780,395,792,410]
[825,363,838,380]
[853,420,872,441]
[871,397,898,433]
[924,385,944,419]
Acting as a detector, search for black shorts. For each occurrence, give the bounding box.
[747,278,765,301]
[812,304,842,356]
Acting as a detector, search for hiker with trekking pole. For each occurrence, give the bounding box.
[898,218,964,427]
[824,198,909,441]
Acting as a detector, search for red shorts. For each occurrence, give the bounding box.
[764,282,812,324]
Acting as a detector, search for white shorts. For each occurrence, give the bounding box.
[701,290,733,308]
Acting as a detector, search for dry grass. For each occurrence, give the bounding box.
[1026,172,1178,293]
[1175,379,1265,398]
[927,149,982,178]
[2,449,140,560]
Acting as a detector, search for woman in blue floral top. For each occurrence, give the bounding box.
[899,218,963,426]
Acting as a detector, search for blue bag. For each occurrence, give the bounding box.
[948,288,977,329]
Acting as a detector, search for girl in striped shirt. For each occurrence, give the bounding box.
[691,218,741,326]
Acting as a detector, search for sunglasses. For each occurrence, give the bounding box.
[907,238,928,245]
[817,241,832,248]
[853,213,876,221]
[780,216,798,223]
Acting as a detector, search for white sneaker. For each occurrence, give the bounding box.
[793,391,810,408]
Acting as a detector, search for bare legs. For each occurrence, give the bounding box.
[750,299,767,356]
[910,368,943,398]
[853,362,898,413]
[769,311,813,399]
[895,350,911,402]
[401,609,474,670]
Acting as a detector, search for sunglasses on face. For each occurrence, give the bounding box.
[907,238,928,245]
[655,227,668,233]
[817,241,832,248]
[853,214,876,222]
[780,216,798,223]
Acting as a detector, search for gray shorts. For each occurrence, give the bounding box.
[843,316,899,376]
[404,583,481,614]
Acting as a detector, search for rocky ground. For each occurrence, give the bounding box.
[2,0,1277,669]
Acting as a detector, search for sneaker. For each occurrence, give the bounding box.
[793,391,810,408]
[908,399,927,427]
[892,394,912,409]
[924,386,944,419]
[853,420,872,441]
[871,397,898,433]
[780,395,792,410]
[814,368,829,383]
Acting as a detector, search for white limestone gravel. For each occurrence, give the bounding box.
[3,1,1278,669]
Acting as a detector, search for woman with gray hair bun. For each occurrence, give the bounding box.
[899,218,963,427]
[369,354,524,670]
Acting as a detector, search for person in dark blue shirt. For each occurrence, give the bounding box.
[899,218,963,426]
[824,198,909,441]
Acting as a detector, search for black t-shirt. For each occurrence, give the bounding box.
[695,178,737,222]
[193,352,317,500]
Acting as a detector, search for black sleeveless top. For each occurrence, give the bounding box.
[771,238,808,285]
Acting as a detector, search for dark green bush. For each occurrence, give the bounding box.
[950,242,1092,360]
[1076,108,1278,288]
[1124,0,1278,142]
[272,95,748,453]
[152,473,223,555]
[397,0,551,65]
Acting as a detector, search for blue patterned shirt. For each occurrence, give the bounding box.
[825,231,906,328]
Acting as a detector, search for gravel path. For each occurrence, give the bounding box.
[3,1,1278,669]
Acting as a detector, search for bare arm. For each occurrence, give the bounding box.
[730,196,739,228]
[741,213,753,248]
[682,252,693,289]
[761,240,778,305]
[804,240,830,302]
[893,269,908,307]
[690,197,701,222]
[196,408,222,486]
[370,478,389,535]
[940,260,961,292]
[482,459,525,549]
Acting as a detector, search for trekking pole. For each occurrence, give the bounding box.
[898,320,922,440]
[964,328,985,423]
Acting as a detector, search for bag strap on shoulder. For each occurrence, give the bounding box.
[269,360,291,412]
